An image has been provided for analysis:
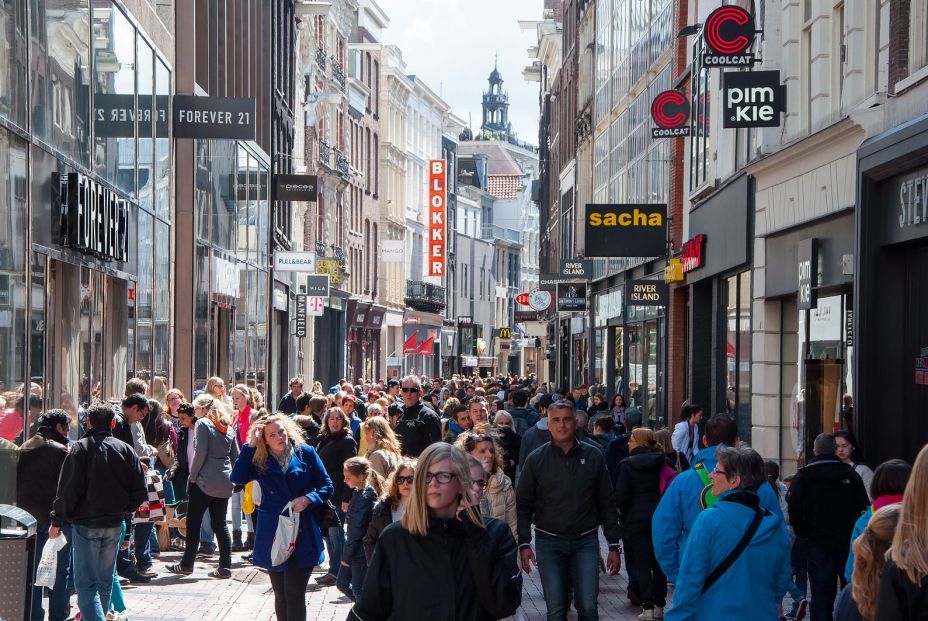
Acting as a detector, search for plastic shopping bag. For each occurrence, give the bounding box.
[270,501,299,566]
[35,534,67,589]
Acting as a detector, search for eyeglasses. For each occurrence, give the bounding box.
[471,479,488,489]
[401,387,420,393]
[424,471,455,485]
[396,475,414,485]
[711,467,727,476]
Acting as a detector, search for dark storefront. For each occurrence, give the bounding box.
[314,293,347,389]
[685,174,753,441]
[345,300,384,382]
[856,113,928,464]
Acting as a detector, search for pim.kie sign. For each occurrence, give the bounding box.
[428,160,447,276]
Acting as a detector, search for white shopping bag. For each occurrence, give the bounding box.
[270,501,299,566]
[35,534,68,589]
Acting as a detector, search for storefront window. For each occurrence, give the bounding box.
[258,169,269,267]
[196,139,210,241]
[0,0,28,130]
[235,269,247,384]
[137,211,153,381]
[211,140,236,251]
[154,59,170,221]
[30,255,46,405]
[137,38,154,211]
[613,327,625,397]
[93,3,136,196]
[593,329,605,386]
[723,271,752,443]
[153,220,170,383]
[32,0,92,166]
[193,244,210,388]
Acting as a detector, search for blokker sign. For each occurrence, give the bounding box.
[722,71,785,128]
[428,160,447,276]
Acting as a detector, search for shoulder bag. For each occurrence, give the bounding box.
[701,506,768,593]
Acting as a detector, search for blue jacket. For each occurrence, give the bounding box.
[652,445,784,581]
[665,490,791,621]
[343,486,377,563]
[231,443,333,572]
[845,506,871,582]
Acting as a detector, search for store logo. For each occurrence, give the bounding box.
[588,209,663,227]
[59,173,128,263]
[428,160,447,276]
[898,170,928,229]
[585,204,667,258]
[681,234,706,273]
[650,91,691,138]
[274,174,318,201]
[702,5,758,67]
[722,71,786,128]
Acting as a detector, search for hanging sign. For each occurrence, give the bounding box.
[305,274,330,297]
[172,95,256,140]
[722,71,786,128]
[664,258,684,283]
[560,258,593,279]
[626,279,669,307]
[539,273,569,291]
[380,239,405,263]
[274,251,316,273]
[528,289,553,311]
[556,282,587,312]
[584,204,667,257]
[94,94,170,138]
[274,175,318,201]
[295,295,308,337]
[702,5,759,67]
[428,159,447,276]
[650,91,691,138]
[681,234,706,272]
[798,238,819,311]
[59,173,128,262]
[306,295,326,316]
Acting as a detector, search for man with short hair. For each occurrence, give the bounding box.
[386,379,401,401]
[518,393,555,471]
[277,377,305,416]
[507,389,536,435]
[786,433,869,621]
[652,414,784,584]
[18,410,72,621]
[444,405,472,444]
[468,397,490,428]
[392,375,441,457]
[50,403,147,621]
[517,400,622,620]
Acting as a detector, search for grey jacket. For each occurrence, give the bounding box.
[188,418,238,498]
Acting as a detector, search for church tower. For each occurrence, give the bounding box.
[481,58,512,138]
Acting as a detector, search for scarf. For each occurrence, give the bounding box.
[873,494,904,512]
[207,411,228,435]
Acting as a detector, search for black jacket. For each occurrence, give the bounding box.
[363,500,395,563]
[343,486,377,563]
[875,558,928,621]
[613,447,664,533]
[16,427,69,524]
[167,427,192,487]
[51,429,147,528]
[317,430,358,504]
[496,425,521,482]
[277,392,304,417]
[394,402,442,457]
[786,455,870,553]
[350,515,522,621]
[516,439,622,548]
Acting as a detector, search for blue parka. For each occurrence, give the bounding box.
[665,490,791,621]
[231,443,333,572]
[652,445,784,581]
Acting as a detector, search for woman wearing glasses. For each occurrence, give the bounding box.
[363,458,416,563]
[455,432,518,539]
[349,443,522,621]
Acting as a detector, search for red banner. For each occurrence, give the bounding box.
[417,334,436,355]
[428,159,447,276]
[402,332,419,354]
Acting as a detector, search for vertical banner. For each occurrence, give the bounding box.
[428,159,447,276]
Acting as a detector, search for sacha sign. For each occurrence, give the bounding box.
[651,90,691,138]
[585,204,667,257]
[702,5,758,67]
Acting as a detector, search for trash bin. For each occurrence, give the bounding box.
[0,504,37,621]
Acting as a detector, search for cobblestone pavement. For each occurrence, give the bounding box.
[92,540,668,621]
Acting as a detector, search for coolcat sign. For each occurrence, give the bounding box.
[722,71,786,128]
[650,90,691,138]
[702,5,759,67]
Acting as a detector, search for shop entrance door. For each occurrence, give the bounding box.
[211,303,233,386]
[626,319,663,427]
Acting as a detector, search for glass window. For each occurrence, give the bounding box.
[235,267,247,384]
[32,0,92,165]
[196,139,210,242]
[137,39,154,211]
[0,0,28,130]
[256,271,267,392]
[31,146,65,249]
[614,326,625,397]
[211,140,235,251]
[723,272,752,443]
[155,59,170,221]
[29,254,46,409]
[236,147,250,260]
[258,167,269,267]
[153,220,169,383]
[193,244,210,388]
[93,3,136,195]
[137,211,154,381]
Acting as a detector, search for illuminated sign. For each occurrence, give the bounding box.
[428,159,447,276]
[59,173,128,263]
[650,91,691,138]
[585,204,667,257]
[681,234,706,273]
[702,5,759,67]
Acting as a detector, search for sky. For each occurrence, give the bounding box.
[376,0,541,144]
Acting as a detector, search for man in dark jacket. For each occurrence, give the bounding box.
[516,399,622,620]
[787,433,870,621]
[507,389,537,435]
[518,393,554,471]
[50,403,147,621]
[277,377,305,416]
[17,410,72,621]
[393,375,441,457]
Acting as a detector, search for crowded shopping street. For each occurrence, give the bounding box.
[3,0,928,620]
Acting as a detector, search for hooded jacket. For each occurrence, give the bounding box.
[652,444,784,581]
[614,447,665,534]
[786,454,870,554]
[665,490,791,621]
[350,514,521,621]
[486,469,517,539]
[16,426,69,523]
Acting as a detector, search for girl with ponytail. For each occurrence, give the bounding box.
[338,457,384,601]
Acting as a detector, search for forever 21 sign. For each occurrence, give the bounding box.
[59,173,128,262]
[173,95,256,140]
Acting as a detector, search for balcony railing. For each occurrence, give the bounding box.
[335,150,350,178]
[481,225,522,244]
[316,47,327,70]
[405,280,446,314]
[331,57,347,90]
[319,139,330,165]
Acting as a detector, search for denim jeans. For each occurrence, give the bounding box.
[71,524,122,621]
[336,553,367,602]
[230,490,244,533]
[535,532,601,621]
[31,522,71,621]
[323,507,345,576]
[109,522,127,614]
[133,522,155,568]
[806,540,846,621]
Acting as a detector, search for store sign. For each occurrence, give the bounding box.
[626,279,669,307]
[212,256,240,297]
[305,274,330,297]
[380,239,405,263]
[528,289,553,311]
[798,238,819,310]
[294,295,308,337]
[664,258,684,283]
[515,310,540,322]
[462,356,478,368]
[681,234,706,272]
[845,309,854,347]
[458,315,473,327]
[556,282,587,312]
[721,71,785,128]
[428,159,447,276]
[274,174,317,201]
[59,173,128,262]
[650,90,691,138]
[316,258,341,285]
[702,5,759,67]
[585,204,667,257]
[560,258,593,279]
[307,295,326,316]
[94,94,169,138]
[539,273,568,291]
[172,95,256,140]
[897,168,928,230]
[274,251,316,273]
[497,328,512,339]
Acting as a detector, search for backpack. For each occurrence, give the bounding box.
[659,463,679,496]
[694,462,720,509]
[511,413,530,436]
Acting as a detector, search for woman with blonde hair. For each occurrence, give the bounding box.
[363,459,416,562]
[231,413,332,621]
[350,443,522,620]
[454,431,517,538]
[875,443,928,620]
[361,416,402,478]
[205,376,233,408]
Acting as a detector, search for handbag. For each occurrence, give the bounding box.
[156,438,176,469]
[701,506,767,593]
[314,499,341,530]
[270,501,300,566]
[133,470,167,524]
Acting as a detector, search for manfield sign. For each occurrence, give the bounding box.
[585,204,667,257]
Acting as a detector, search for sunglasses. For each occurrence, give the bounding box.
[401,387,420,393]
[396,475,414,485]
